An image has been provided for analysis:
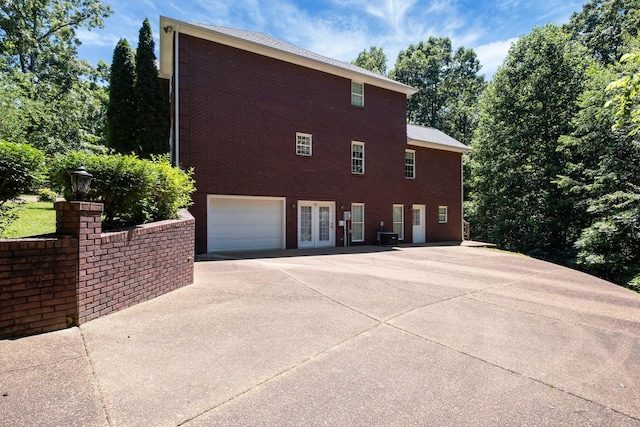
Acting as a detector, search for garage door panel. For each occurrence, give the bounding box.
[208,197,284,252]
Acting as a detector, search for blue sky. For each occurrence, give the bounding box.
[77,0,588,79]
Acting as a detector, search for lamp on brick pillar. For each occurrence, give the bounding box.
[70,166,93,201]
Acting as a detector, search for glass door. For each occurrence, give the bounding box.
[298,202,335,248]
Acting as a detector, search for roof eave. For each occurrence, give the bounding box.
[159,16,418,97]
[408,139,472,154]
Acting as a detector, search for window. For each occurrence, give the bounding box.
[352,142,364,174]
[351,82,364,107]
[393,205,404,240]
[296,133,312,156]
[351,203,364,242]
[439,206,448,223]
[405,150,415,179]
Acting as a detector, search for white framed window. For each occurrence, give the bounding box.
[352,141,364,174]
[393,204,404,240]
[351,82,364,107]
[296,133,312,156]
[351,203,364,242]
[405,150,415,179]
[439,206,448,223]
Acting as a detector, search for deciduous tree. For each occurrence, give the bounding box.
[565,0,640,65]
[352,46,387,76]
[0,0,112,153]
[467,25,589,262]
[389,37,484,144]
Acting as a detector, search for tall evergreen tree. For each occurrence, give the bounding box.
[467,25,589,262]
[107,38,136,154]
[134,18,169,157]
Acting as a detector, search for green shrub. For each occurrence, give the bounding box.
[37,188,58,202]
[50,152,195,229]
[0,140,45,203]
[0,140,45,235]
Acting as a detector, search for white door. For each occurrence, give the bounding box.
[298,201,335,248]
[412,204,426,243]
[208,196,285,252]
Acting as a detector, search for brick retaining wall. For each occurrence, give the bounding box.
[0,202,195,339]
[0,237,78,337]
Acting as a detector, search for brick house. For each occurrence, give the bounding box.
[158,16,470,253]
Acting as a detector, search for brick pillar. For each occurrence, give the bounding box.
[54,201,103,324]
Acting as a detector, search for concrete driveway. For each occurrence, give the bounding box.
[2,245,640,426]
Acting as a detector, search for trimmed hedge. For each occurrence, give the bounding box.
[50,152,195,229]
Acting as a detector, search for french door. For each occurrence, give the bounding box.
[298,201,335,248]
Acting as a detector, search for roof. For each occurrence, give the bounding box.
[159,16,418,97]
[406,124,471,153]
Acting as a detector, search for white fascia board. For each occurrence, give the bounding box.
[408,139,472,154]
[159,16,417,97]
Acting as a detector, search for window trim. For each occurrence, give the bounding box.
[439,206,448,223]
[296,132,312,156]
[351,203,364,242]
[351,141,365,175]
[393,204,404,240]
[351,81,364,107]
[405,149,415,179]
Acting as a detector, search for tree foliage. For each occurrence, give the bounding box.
[606,49,640,134]
[558,58,640,286]
[565,0,640,65]
[389,37,485,144]
[0,0,112,154]
[352,46,387,75]
[107,38,136,153]
[134,18,169,157]
[467,25,589,262]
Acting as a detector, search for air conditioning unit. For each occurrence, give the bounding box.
[377,231,398,246]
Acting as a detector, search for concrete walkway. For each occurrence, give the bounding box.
[1,245,639,426]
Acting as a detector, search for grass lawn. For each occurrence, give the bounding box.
[1,201,56,239]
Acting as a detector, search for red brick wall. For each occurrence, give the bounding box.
[175,34,463,251]
[0,202,195,339]
[78,210,195,323]
[0,237,78,338]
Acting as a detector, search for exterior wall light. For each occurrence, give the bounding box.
[70,166,93,201]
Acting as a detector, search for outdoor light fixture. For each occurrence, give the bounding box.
[70,166,93,201]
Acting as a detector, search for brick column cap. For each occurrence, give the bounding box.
[55,201,104,213]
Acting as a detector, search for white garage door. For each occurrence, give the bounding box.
[208,196,285,252]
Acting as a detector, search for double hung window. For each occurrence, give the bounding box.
[405,150,415,179]
[439,206,448,223]
[352,142,364,174]
[351,82,364,107]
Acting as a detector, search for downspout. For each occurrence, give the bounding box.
[174,24,180,167]
[460,153,464,240]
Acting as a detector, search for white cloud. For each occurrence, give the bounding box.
[474,38,518,78]
[76,29,121,47]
